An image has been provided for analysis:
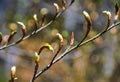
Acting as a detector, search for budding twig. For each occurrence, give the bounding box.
[49,33,64,65]
[33,18,120,81]
[33,14,38,31]
[0,1,119,82]
[9,66,16,82]
[56,33,64,46]
[30,44,54,82]
[16,22,27,43]
[76,11,91,46]
[40,8,48,27]
[103,11,112,30]
[31,52,40,82]
[53,3,60,15]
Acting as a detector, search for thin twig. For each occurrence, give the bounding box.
[30,63,39,82]
[30,52,40,82]
[50,45,62,66]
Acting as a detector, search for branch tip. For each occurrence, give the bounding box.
[38,43,54,55]
[83,11,91,25]
[17,22,27,36]
[103,11,112,20]
[53,3,60,14]
[44,43,54,53]
[33,14,38,24]
[11,66,16,78]
[56,33,64,46]
[35,52,40,64]
[103,11,112,29]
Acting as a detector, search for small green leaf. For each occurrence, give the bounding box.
[38,43,54,55]
[35,52,40,64]
[44,43,54,53]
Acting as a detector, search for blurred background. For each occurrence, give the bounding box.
[0,0,120,82]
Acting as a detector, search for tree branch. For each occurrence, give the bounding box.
[33,21,120,80]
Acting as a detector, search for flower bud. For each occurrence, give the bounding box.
[17,22,27,36]
[103,11,112,20]
[33,14,38,24]
[83,11,91,25]
[11,66,16,78]
[56,33,64,45]
[44,43,54,53]
[53,3,60,14]
[35,52,40,64]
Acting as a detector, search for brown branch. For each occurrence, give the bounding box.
[31,63,39,82]
[9,66,16,82]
